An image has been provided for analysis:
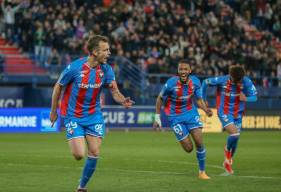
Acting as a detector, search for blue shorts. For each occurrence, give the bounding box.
[63,117,106,140]
[168,114,203,141]
[218,114,242,132]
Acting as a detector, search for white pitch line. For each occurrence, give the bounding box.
[4,162,281,181]
[156,159,225,170]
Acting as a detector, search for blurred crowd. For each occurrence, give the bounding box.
[0,0,281,86]
[225,0,281,38]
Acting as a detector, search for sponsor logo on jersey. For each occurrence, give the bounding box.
[78,83,102,89]
[222,92,240,96]
[174,86,181,91]
[178,94,193,100]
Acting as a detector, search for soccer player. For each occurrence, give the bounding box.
[153,59,213,180]
[49,35,134,192]
[202,64,257,175]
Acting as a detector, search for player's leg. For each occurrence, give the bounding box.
[229,118,242,158]
[190,127,210,179]
[179,135,194,153]
[77,123,105,190]
[171,123,193,152]
[222,123,239,174]
[224,123,240,162]
[219,114,240,174]
[78,136,102,189]
[68,138,86,160]
[64,118,86,160]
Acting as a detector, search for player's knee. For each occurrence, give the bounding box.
[184,145,193,153]
[73,152,84,161]
[88,148,100,157]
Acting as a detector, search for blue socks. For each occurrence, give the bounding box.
[196,147,206,171]
[79,156,98,188]
[226,133,240,157]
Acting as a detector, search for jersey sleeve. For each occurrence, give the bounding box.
[159,80,172,98]
[57,65,76,86]
[104,65,116,84]
[204,76,225,86]
[202,76,224,100]
[244,78,257,97]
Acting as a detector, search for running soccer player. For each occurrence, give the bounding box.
[153,59,213,180]
[49,35,134,192]
[202,64,257,175]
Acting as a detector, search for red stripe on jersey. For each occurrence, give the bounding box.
[89,66,102,114]
[164,96,171,115]
[223,80,232,114]
[74,64,90,117]
[60,83,73,116]
[216,87,221,110]
[186,79,193,110]
[233,84,241,118]
[175,81,183,114]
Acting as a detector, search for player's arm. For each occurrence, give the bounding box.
[153,94,163,130]
[202,78,219,100]
[194,79,213,117]
[50,83,63,127]
[49,64,75,126]
[195,98,213,117]
[240,78,258,102]
[108,81,134,108]
[153,82,170,130]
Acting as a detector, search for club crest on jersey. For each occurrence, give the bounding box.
[80,70,87,77]
[98,70,104,78]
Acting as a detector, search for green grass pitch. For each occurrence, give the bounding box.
[0,131,280,192]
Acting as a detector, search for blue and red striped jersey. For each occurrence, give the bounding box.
[160,75,202,117]
[58,57,115,123]
[203,75,257,118]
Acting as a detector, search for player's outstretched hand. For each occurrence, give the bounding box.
[239,93,247,102]
[153,121,162,131]
[205,100,209,108]
[153,114,162,131]
[49,111,58,127]
[122,97,135,108]
[205,108,213,117]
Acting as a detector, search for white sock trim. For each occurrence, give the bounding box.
[88,155,99,159]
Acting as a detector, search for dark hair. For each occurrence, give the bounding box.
[229,64,245,83]
[87,35,109,53]
[178,59,190,65]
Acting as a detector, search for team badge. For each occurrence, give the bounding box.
[67,128,74,135]
[98,70,104,78]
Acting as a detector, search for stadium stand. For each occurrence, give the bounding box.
[0,0,280,105]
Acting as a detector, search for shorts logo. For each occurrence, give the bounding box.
[67,128,74,135]
[222,115,228,122]
[65,121,77,135]
[94,124,104,135]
